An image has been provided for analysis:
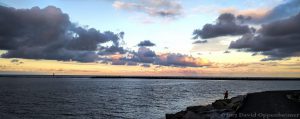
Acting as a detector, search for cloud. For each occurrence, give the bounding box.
[99,47,156,65]
[193,40,207,44]
[112,0,183,18]
[219,7,270,20]
[192,0,300,61]
[105,47,211,67]
[0,6,124,62]
[0,5,211,67]
[260,0,300,23]
[155,53,210,67]
[192,13,254,40]
[229,12,300,61]
[220,0,300,23]
[131,47,157,63]
[137,40,156,47]
[131,47,210,67]
[98,45,126,55]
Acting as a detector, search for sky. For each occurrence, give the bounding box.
[0,0,300,77]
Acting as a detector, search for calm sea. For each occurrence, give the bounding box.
[0,78,299,119]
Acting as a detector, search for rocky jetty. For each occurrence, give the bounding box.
[166,90,300,119]
[166,95,246,119]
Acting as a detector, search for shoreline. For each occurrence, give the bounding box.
[166,90,300,119]
[0,75,300,80]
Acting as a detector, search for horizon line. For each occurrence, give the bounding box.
[0,74,300,80]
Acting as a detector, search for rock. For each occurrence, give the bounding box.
[166,110,186,119]
[227,95,245,111]
[166,95,248,119]
[186,106,204,112]
[166,114,176,119]
[186,105,213,113]
[286,93,300,102]
[226,102,240,111]
[230,95,245,104]
[211,96,245,111]
[212,99,231,109]
[183,111,205,119]
[209,112,224,119]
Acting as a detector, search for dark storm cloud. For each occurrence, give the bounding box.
[229,12,300,61]
[0,6,124,62]
[98,31,127,55]
[193,13,253,40]
[0,5,211,67]
[0,6,70,50]
[137,40,156,47]
[66,28,111,51]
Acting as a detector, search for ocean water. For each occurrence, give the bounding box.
[0,78,299,119]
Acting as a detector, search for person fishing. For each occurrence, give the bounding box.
[224,90,229,99]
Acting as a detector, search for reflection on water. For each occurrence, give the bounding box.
[0,78,299,119]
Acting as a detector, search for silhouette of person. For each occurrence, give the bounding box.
[224,90,228,99]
